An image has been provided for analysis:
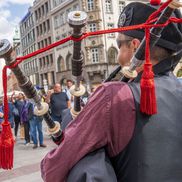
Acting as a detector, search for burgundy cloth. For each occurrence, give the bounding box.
[41,82,136,182]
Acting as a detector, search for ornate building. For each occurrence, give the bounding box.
[51,0,125,88]
[20,0,178,90]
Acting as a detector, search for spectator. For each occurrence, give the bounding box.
[30,113,47,149]
[11,93,25,139]
[63,80,74,107]
[20,99,34,145]
[48,83,70,123]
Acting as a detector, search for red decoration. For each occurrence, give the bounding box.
[0,121,14,169]
[140,28,157,115]
[150,0,161,5]
[0,66,14,169]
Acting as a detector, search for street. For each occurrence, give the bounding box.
[0,124,56,182]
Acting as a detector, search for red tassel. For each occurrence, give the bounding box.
[0,121,14,169]
[140,28,157,115]
[0,66,14,169]
[140,63,157,115]
[150,0,161,5]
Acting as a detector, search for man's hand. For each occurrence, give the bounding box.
[45,90,52,103]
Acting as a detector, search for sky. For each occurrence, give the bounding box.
[0,0,34,94]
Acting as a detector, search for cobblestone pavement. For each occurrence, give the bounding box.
[0,124,57,182]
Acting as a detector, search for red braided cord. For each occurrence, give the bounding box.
[2,66,9,123]
[3,3,182,122]
[145,28,150,64]
[8,17,181,69]
[147,0,172,23]
[13,36,72,67]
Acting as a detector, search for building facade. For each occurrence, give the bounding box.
[19,7,39,86]
[50,0,148,88]
[50,0,127,88]
[33,0,56,87]
[20,0,181,90]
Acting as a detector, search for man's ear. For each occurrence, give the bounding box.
[131,38,140,51]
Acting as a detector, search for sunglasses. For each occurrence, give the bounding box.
[116,38,133,49]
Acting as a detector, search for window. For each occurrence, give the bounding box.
[87,0,94,11]
[43,22,46,33]
[48,37,52,44]
[60,13,64,26]
[38,8,41,19]
[40,24,43,35]
[57,56,65,72]
[36,26,39,36]
[45,39,48,46]
[46,56,49,66]
[38,42,41,49]
[50,54,53,64]
[107,23,115,37]
[39,58,42,68]
[54,15,59,28]
[42,5,45,16]
[45,2,49,13]
[89,23,97,32]
[119,1,125,13]
[35,10,38,21]
[43,57,46,67]
[47,19,50,31]
[91,48,99,63]
[66,53,72,70]
[105,0,112,13]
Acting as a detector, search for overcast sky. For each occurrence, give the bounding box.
[0,0,34,94]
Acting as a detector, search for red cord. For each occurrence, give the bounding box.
[145,28,150,64]
[3,0,182,123]
[2,66,9,123]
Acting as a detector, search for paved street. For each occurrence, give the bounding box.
[0,124,57,182]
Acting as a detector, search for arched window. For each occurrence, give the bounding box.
[57,55,65,72]
[66,53,72,70]
[108,47,118,64]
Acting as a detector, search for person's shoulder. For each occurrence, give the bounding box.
[89,81,132,102]
[102,81,131,94]
[61,91,68,96]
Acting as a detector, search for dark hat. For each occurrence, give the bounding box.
[118,2,182,51]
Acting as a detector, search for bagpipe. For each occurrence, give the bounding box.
[0,0,181,170]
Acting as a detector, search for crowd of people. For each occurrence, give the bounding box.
[0,92,47,149]
[0,79,95,149]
